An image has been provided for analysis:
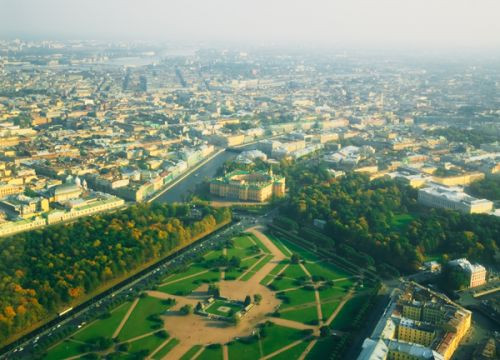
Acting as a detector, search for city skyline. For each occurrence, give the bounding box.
[1,0,500,50]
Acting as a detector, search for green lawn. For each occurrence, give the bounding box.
[270,264,308,291]
[228,338,262,360]
[305,336,340,360]
[205,300,243,317]
[246,233,271,254]
[260,261,289,285]
[225,255,260,280]
[317,285,348,300]
[304,261,350,281]
[197,345,223,360]
[158,270,220,296]
[279,287,316,310]
[320,299,340,321]
[73,301,132,342]
[179,345,203,360]
[279,305,318,325]
[127,333,166,354]
[240,255,274,281]
[390,213,415,230]
[330,294,370,331]
[260,325,306,356]
[117,296,169,341]
[277,237,317,262]
[162,264,210,283]
[152,338,180,359]
[265,232,292,257]
[269,339,311,360]
[44,339,83,360]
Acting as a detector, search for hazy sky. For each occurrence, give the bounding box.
[1,0,500,49]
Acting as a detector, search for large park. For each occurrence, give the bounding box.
[43,225,378,360]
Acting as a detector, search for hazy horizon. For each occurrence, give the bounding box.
[1,0,500,51]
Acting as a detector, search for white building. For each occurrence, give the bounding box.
[448,258,487,288]
[417,185,493,214]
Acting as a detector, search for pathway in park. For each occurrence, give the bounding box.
[148,337,174,359]
[299,262,323,325]
[261,338,310,360]
[298,338,318,360]
[222,344,229,360]
[270,318,318,332]
[112,297,139,338]
[265,263,290,286]
[158,269,210,287]
[164,342,193,360]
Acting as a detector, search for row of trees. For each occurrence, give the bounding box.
[0,203,231,344]
[278,162,500,274]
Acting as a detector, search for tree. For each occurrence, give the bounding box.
[253,294,262,305]
[291,254,300,264]
[320,326,330,337]
[180,304,193,315]
[440,264,469,292]
[244,295,252,306]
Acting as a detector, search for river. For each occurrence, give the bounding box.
[153,150,237,203]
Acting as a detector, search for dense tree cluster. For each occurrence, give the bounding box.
[279,163,500,274]
[0,203,231,343]
[468,177,500,201]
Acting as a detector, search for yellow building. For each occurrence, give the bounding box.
[397,319,436,347]
[210,170,285,202]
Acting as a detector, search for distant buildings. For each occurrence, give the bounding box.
[418,185,493,214]
[448,258,487,288]
[358,282,471,360]
[210,170,285,202]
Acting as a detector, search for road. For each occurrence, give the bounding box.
[1,216,260,359]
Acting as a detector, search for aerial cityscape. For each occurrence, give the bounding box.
[0,1,499,359]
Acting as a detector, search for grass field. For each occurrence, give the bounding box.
[279,305,318,324]
[247,233,271,254]
[390,213,415,231]
[179,345,203,360]
[265,232,292,257]
[117,296,169,341]
[320,299,340,321]
[44,339,83,360]
[205,300,243,317]
[73,301,132,342]
[224,255,260,280]
[158,269,220,295]
[269,339,312,360]
[276,237,317,262]
[227,338,262,360]
[270,264,308,291]
[305,336,340,360]
[260,325,306,356]
[260,260,289,285]
[197,345,223,360]
[329,294,370,331]
[127,332,166,354]
[279,287,316,310]
[152,338,180,359]
[304,261,350,281]
[240,254,274,281]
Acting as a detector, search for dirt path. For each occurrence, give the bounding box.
[270,318,318,332]
[222,344,229,360]
[113,298,139,339]
[298,338,317,360]
[261,338,308,360]
[190,345,206,360]
[298,263,323,325]
[164,342,193,360]
[325,286,355,326]
[265,263,290,286]
[121,330,159,344]
[236,254,269,281]
[148,337,173,359]
[158,269,210,287]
